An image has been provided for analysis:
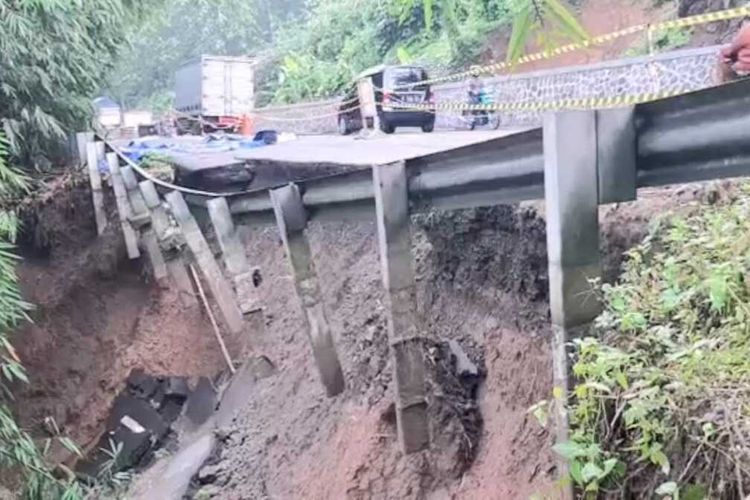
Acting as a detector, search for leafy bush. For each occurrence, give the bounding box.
[556,187,750,498]
[0,135,86,498]
[0,0,147,168]
[625,26,692,57]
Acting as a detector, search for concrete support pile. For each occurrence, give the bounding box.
[372,161,430,454]
[270,184,345,397]
[121,166,168,281]
[86,142,108,236]
[165,191,245,337]
[207,197,262,315]
[543,109,637,497]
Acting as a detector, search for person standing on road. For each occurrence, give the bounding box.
[718,20,750,81]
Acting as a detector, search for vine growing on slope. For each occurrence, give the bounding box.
[543,186,750,498]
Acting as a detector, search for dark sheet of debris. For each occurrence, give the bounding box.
[76,369,204,480]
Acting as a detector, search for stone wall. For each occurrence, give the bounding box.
[252,45,721,134]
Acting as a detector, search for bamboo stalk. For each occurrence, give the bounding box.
[189,264,236,374]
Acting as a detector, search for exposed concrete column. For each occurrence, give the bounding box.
[372,161,429,454]
[596,107,637,204]
[543,110,602,496]
[207,197,248,276]
[165,190,245,337]
[121,166,168,281]
[207,197,263,314]
[106,153,140,259]
[76,132,94,167]
[86,142,108,236]
[270,184,345,397]
[139,180,196,306]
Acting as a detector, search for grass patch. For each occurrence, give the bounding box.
[555,186,750,498]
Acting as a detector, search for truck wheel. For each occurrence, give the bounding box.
[380,119,395,134]
[421,121,435,133]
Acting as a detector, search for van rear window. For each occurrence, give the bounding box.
[387,68,427,87]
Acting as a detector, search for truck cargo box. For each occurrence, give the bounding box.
[174,55,255,118]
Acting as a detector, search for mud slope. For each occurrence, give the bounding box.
[12,172,227,454]
[194,182,736,500]
[199,206,555,500]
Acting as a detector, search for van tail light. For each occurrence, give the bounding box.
[426,91,435,104]
[382,92,391,104]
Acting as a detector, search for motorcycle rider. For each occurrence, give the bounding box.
[467,68,485,104]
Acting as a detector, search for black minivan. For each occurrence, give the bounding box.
[337,65,435,135]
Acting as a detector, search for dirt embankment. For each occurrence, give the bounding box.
[11,172,228,456]
[192,182,733,500]
[9,169,732,499]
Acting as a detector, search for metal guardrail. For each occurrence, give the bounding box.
[203,79,750,222]
[637,77,750,187]
[106,78,750,224]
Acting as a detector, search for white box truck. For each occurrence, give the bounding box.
[174,55,255,134]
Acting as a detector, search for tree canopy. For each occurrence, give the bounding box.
[0,0,150,167]
[106,0,585,108]
[0,1,146,497]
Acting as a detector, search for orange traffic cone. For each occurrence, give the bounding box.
[239,113,254,137]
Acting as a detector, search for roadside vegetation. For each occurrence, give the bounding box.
[109,0,587,107]
[554,187,750,498]
[0,1,145,497]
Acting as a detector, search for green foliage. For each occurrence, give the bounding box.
[554,186,750,497]
[626,26,692,57]
[107,0,307,109]
[259,0,514,104]
[0,0,148,168]
[505,0,588,62]
[0,133,83,498]
[108,0,586,107]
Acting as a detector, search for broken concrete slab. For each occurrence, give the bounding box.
[184,378,218,430]
[216,356,276,429]
[134,433,217,500]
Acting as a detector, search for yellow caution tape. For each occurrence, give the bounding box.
[407,6,750,87]
[389,88,685,113]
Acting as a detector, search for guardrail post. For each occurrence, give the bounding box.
[121,166,168,281]
[165,190,245,337]
[270,184,345,397]
[543,110,602,498]
[86,142,108,236]
[139,180,196,307]
[207,197,262,314]
[596,107,637,204]
[372,161,429,454]
[106,153,140,259]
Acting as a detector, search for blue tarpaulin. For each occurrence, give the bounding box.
[120,130,279,164]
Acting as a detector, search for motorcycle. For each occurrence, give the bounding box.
[462,90,501,130]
